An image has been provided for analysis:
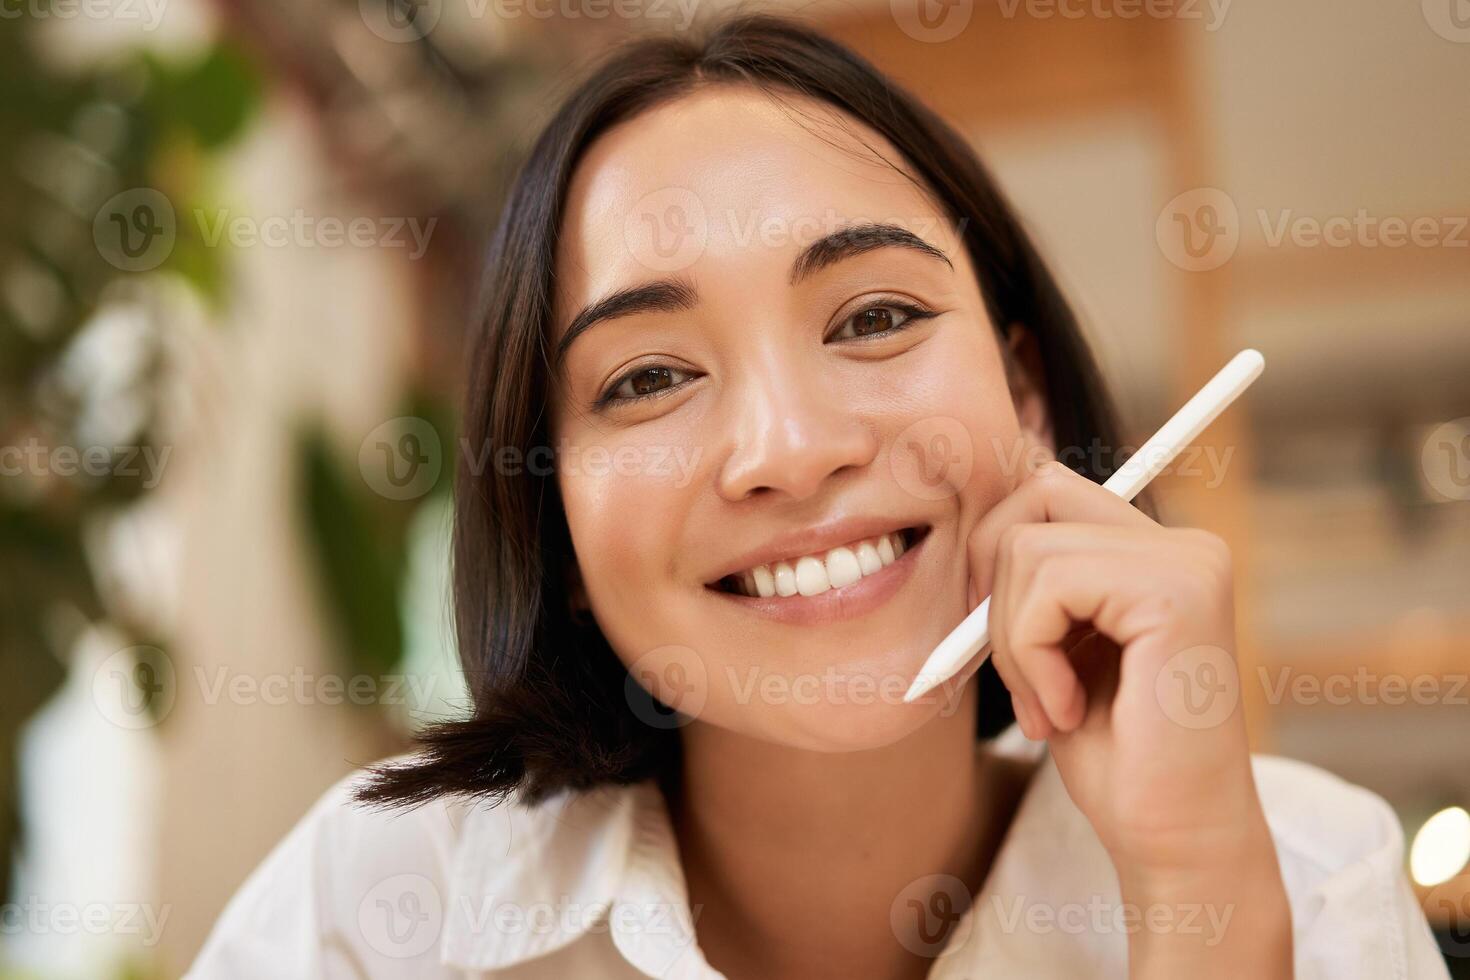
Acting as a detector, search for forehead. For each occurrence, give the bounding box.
[551,85,953,332]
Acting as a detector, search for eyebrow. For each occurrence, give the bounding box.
[553,222,952,368]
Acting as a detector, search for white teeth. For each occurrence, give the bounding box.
[876,534,895,565]
[794,556,829,596]
[752,564,776,598]
[773,562,798,596]
[824,546,862,589]
[725,530,916,599]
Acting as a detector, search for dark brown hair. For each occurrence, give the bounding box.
[355,13,1126,809]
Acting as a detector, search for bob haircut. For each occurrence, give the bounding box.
[356,13,1129,809]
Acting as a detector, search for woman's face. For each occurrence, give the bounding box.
[549,86,1046,751]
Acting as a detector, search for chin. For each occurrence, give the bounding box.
[763,687,963,753]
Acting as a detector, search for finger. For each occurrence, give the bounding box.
[1045,631,1121,766]
[1005,554,1086,731]
[969,460,1155,601]
[1005,544,1227,730]
[987,523,1052,739]
[995,524,1155,730]
[1065,629,1120,728]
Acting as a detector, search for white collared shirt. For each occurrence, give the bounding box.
[187,732,1449,979]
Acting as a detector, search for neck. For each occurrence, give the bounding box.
[670,684,1005,980]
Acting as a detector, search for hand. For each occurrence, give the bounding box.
[966,461,1292,977]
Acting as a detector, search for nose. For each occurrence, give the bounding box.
[716,353,880,502]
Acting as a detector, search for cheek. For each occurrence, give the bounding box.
[557,443,693,651]
[880,325,1023,515]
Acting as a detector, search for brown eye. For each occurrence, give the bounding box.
[629,366,674,395]
[599,364,697,408]
[828,301,934,342]
[853,307,896,336]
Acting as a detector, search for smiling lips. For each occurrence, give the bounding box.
[715,527,923,599]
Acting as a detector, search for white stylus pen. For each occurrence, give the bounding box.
[901,348,1265,703]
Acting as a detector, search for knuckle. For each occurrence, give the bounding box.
[999,522,1041,558]
[1175,570,1216,611]
[1029,551,1062,593]
[1166,552,1229,614]
[1182,527,1233,573]
[1121,591,1177,634]
[1029,459,1069,490]
[1010,556,1060,625]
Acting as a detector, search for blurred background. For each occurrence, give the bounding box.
[1,0,1467,975]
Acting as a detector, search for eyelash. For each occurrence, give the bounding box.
[594,299,937,410]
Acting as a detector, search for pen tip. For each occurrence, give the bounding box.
[902,676,931,703]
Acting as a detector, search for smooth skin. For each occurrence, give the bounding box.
[548,84,1290,980]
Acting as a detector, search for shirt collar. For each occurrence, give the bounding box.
[442,727,1052,977]
[441,778,718,976]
